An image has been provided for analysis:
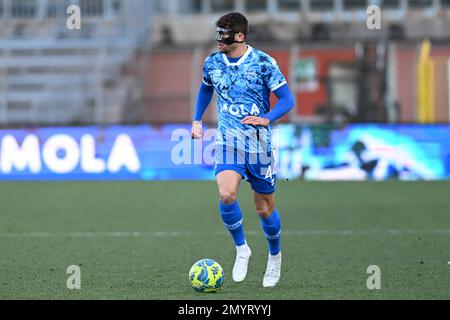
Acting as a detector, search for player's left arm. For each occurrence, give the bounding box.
[241,56,295,127]
[241,84,295,127]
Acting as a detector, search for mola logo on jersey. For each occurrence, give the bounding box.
[220,103,261,117]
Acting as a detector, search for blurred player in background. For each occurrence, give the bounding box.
[191,12,294,287]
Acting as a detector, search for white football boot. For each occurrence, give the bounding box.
[232,244,252,282]
[263,252,282,288]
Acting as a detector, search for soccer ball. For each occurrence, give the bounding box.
[189,259,224,293]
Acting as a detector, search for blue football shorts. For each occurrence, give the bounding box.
[214,145,276,195]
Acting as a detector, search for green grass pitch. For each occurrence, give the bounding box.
[0,181,449,299]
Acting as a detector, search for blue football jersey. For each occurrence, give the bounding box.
[202,46,287,153]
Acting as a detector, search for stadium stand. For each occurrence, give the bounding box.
[151,0,450,44]
[0,0,152,126]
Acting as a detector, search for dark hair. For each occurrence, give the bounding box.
[216,12,249,35]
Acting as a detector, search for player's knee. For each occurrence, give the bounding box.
[256,208,270,219]
[220,191,237,205]
[256,203,274,219]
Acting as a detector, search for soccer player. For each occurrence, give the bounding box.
[191,12,295,287]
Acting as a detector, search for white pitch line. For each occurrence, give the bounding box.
[0,231,194,237]
[0,230,449,238]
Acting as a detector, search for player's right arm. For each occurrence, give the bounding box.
[192,58,214,139]
[191,83,214,139]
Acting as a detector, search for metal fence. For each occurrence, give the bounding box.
[152,0,450,15]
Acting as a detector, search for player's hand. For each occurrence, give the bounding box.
[241,116,270,127]
[191,121,203,139]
